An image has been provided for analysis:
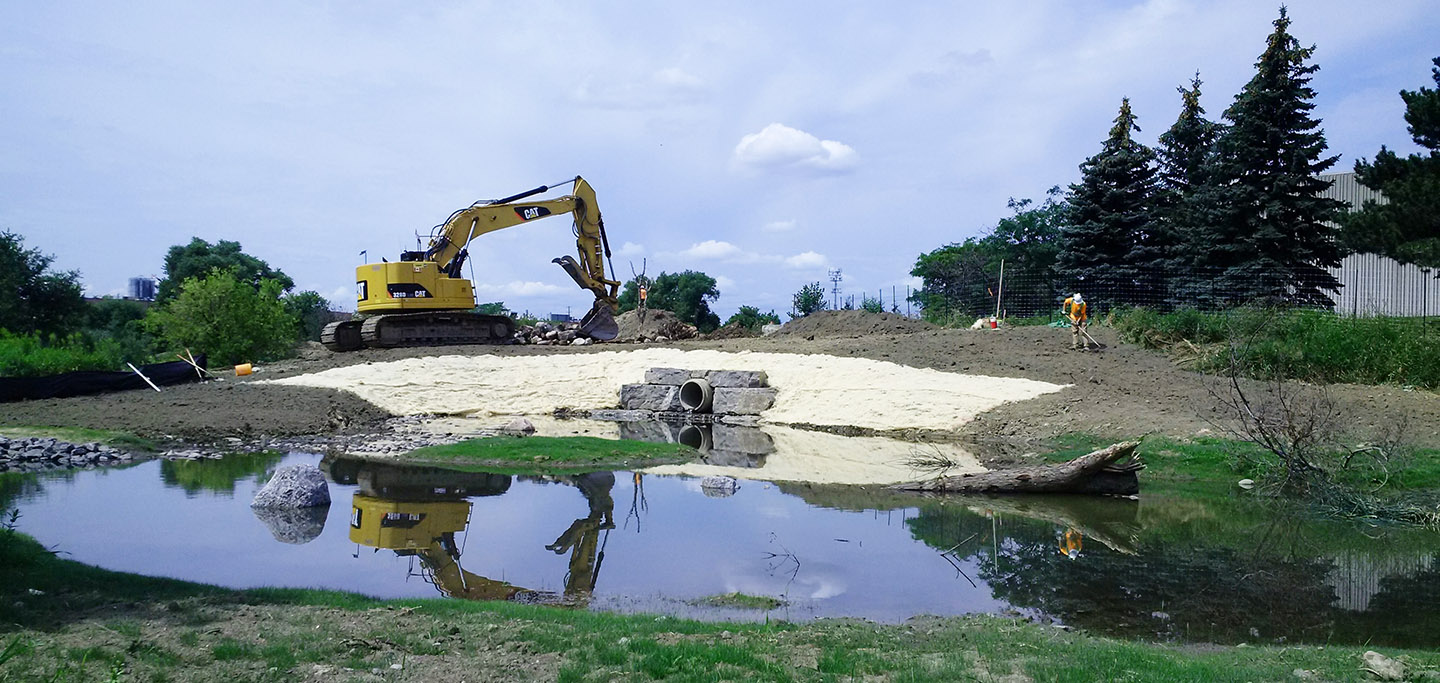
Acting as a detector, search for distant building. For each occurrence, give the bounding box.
[128,277,157,301]
[549,313,574,323]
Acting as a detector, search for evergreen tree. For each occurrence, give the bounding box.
[1342,57,1440,268]
[1056,98,1158,308]
[1155,74,1222,304]
[1193,7,1345,307]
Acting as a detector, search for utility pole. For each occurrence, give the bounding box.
[828,268,843,310]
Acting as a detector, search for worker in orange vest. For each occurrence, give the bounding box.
[1063,293,1089,351]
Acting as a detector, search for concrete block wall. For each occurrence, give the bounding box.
[620,367,777,417]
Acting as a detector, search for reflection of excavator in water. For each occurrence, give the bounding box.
[324,455,616,604]
[321,176,622,352]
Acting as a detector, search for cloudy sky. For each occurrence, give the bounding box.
[2,1,1435,319]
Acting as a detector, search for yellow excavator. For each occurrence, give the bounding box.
[321,176,622,352]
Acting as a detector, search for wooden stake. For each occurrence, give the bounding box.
[127,363,162,392]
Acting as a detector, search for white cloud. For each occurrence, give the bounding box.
[474,280,566,297]
[326,286,353,309]
[615,241,646,256]
[714,274,737,292]
[762,219,796,233]
[572,67,707,109]
[733,123,858,174]
[680,239,747,260]
[785,251,828,269]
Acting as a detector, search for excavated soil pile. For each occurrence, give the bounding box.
[704,321,759,340]
[777,310,937,338]
[613,308,698,342]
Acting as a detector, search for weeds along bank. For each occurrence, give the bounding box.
[1111,307,1440,389]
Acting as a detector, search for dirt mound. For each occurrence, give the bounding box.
[613,308,698,342]
[777,310,936,338]
[703,321,759,340]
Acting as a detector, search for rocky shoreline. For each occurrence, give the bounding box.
[0,436,136,472]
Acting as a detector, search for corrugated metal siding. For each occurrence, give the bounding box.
[1320,171,1387,210]
[1318,173,1434,316]
[1324,551,1435,612]
[1327,252,1440,316]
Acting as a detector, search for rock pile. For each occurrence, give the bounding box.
[0,436,134,472]
[612,309,699,343]
[511,320,599,346]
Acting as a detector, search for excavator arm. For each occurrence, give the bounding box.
[423,176,620,320]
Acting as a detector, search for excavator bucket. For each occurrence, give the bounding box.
[580,302,619,341]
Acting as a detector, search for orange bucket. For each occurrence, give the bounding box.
[234,363,253,376]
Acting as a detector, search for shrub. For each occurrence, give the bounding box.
[145,270,296,366]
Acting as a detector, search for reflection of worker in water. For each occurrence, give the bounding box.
[545,472,617,596]
[1058,528,1083,560]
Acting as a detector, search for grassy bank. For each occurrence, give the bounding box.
[401,435,696,474]
[3,533,1437,682]
[1111,307,1440,389]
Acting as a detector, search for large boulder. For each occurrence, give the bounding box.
[251,464,331,508]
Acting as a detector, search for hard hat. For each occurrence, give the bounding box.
[1073,293,1083,303]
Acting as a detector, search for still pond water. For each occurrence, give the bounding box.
[8,451,1438,648]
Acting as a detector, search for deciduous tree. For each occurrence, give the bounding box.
[0,231,86,336]
[791,282,826,318]
[618,271,721,332]
[157,238,293,303]
[146,269,296,365]
[725,305,780,331]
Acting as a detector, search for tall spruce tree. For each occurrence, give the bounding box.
[1193,7,1344,307]
[1057,98,1158,308]
[1342,56,1440,268]
[1155,74,1222,305]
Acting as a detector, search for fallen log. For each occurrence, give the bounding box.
[892,441,1141,495]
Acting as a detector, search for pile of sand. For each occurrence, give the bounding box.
[269,349,1066,432]
[777,310,936,338]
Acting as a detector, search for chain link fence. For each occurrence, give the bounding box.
[910,254,1439,326]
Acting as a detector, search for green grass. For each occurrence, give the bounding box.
[2,531,1439,681]
[1112,306,1440,389]
[0,426,158,452]
[402,435,696,474]
[689,592,786,610]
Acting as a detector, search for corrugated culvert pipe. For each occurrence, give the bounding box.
[678,378,713,412]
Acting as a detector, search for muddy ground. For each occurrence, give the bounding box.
[3,311,1437,450]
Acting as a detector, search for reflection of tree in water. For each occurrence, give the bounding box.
[903,504,1439,646]
[160,452,284,496]
[1,472,49,511]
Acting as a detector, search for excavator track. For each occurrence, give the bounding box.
[320,320,364,352]
[359,311,516,349]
